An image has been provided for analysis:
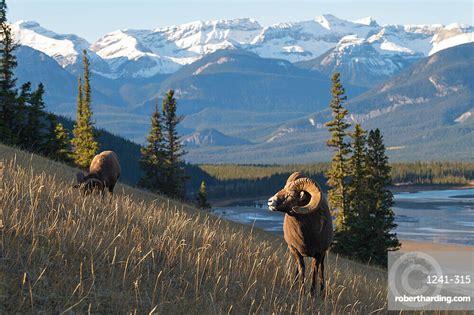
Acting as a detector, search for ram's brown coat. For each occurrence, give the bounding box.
[76,151,121,195]
[268,172,333,296]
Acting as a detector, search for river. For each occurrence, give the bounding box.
[212,188,474,246]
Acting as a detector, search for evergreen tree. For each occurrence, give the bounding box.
[82,49,91,112]
[44,114,73,163]
[71,51,98,168]
[24,83,46,149]
[325,72,351,230]
[15,82,31,143]
[197,180,211,210]
[365,128,400,264]
[333,124,370,257]
[139,100,166,193]
[161,90,186,199]
[0,0,18,144]
[0,0,5,24]
[76,76,83,118]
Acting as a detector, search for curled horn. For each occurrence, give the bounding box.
[288,178,322,214]
[285,171,304,188]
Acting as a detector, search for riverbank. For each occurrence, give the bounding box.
[210,196,269,207]
[390,182,474,193]
[210,183,474,206]
[400,239,474,252]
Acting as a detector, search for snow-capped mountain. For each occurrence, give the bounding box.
[91,18,262,77]
[11,21,111,75]
[182,128,252,148]
[297,21,473,87]
[248,14,378,61]
[296,33,423,87]
[12,21,89,67]
[13,15,474,79]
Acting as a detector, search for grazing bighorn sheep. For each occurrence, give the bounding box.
[268,172,333,297]
[74,151,121,196]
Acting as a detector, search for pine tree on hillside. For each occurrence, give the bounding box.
[82,49,91,112]
[139,100,167,193]
[197,180,211,210]
[71,51,98,168]
[161,90,186,199]
[25,83,47,149]
[333,124,370,257]
[0,0,6,24]
[75,76,83,119]
[0,0,18,144]
[347,124,369,223]
[44,114,73,163]
[15,82,32,143]
[325,72,351,230]
[365,128,400,264]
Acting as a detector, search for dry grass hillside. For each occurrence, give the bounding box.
[0,144,390,313]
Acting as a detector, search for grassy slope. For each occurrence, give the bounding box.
[0,144,388,313]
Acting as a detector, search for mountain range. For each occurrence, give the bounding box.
[11,15,474,163]
[13,15,473,81]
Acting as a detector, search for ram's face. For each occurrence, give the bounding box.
[267,188,309,213]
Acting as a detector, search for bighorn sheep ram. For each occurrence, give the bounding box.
[267,172,333,297]
[74,151,121,196]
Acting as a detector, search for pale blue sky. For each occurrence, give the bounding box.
[9,0,474,42]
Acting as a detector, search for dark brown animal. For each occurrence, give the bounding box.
[75,151,121,196]
[267,172,333,297]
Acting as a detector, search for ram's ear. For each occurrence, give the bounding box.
[76,172,85,184]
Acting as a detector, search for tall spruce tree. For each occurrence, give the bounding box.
[0,0,18,144]
[161,90,186,199]
[139,99,167,193]
[197,180,211,210]
[15,82,31,143]
[71,51,98,168]
[44,114,72,163]
[76,76,83,118]
[365,128,400,264]
[25,83,46,150]
[325,72,351,230]
[333,124,370,257]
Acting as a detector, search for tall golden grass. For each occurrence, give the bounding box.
[1,143,392,313]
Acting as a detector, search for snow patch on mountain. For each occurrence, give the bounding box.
[350,93,432,123]
[454,111,472,123]
[430,32,474,56]
[283,45,305,53]
[429,76,462,97]
[182,128,252,147]
[266,127,297,143]
[353,17,378,27]
[91,30,146,61]
[193,57,232,75]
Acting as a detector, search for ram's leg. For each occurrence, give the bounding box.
[310,257,318,297]
[318,252,326,298]
[106,184,115,203]
[289,246,305,292]
[108,184,115,196]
